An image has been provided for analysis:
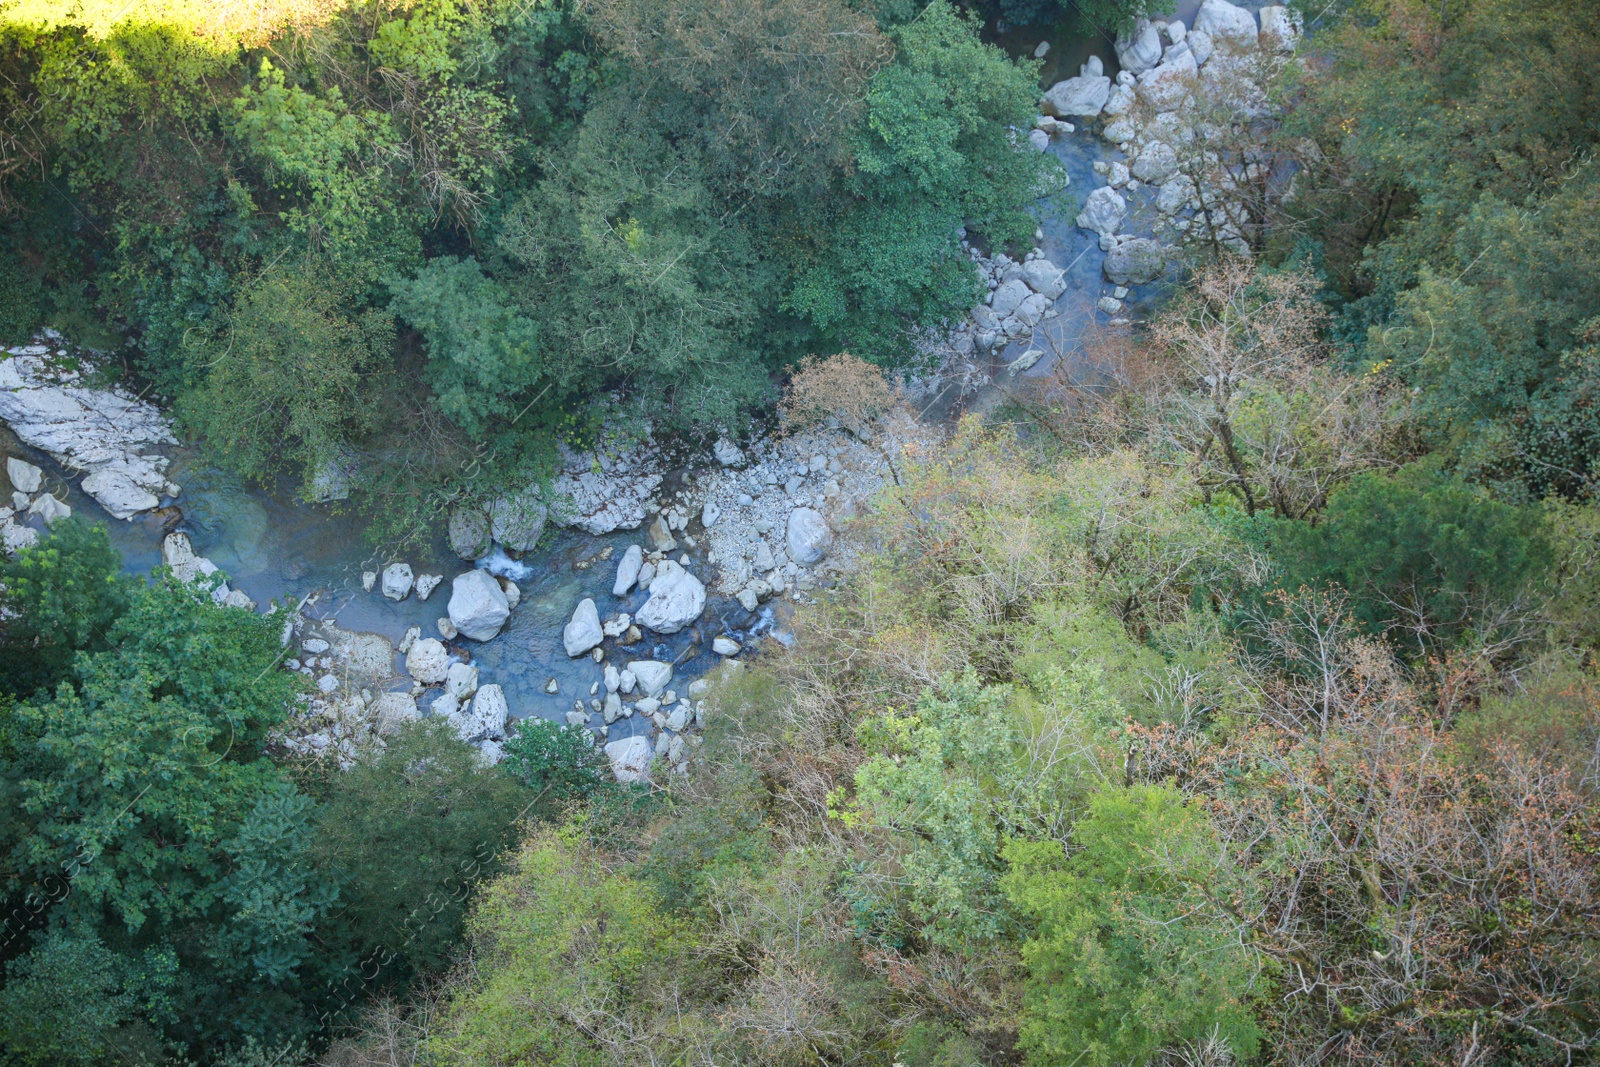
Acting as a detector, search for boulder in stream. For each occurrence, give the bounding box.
[448,505,492,560]
[604,734,653,783]
[613,543,644,595]
[634,561,706,634]
[564,597,604,657]
[381,563,414,601]
[448,569,510,641]
[405,638,449,684]
[5,457,40,494]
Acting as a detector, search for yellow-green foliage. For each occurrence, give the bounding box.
[424,828,684,1067]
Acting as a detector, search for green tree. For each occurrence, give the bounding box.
[1003,785,1262,1067]
[499,718,615,807]
[387,256,550,438]
[1270,464,1548,653]
[0,518,131,697]
[178,263,395,491]
[305,719,532,984]
[0,930,136,1066]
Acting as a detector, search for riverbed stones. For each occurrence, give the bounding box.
[564,597,604,657]
[161,531,219,585]
[613,543,643,595]
[712,636,740,657]
[1021,258,1068,300]
[713,437,745,467]
[989,278,1032,318]
[415,573,443,600]
[84,469,159,518]
[448,569,511,641]
[628,659,673,698]
[437,616,457,639]
[634,560,706,634]
[2,520,37,555]
[405,638,449,684]
[5,457,39,494]
[786,508,831,565]
[381,563,414,601]
[604,734,653,783]
[498,577,521,609]
[448,505,492,559]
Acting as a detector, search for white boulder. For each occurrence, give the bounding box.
[405,638,450,684]
[613,544,644,595]
[1115,19,1164,74]
[634,561,706,634]
[1042,74,1111,118]
[5,457,40,494]
[786,507,831,566]
[490,489,547,552]
[448,505,492,559]
[448,569,510,642]
[381,563,414,601]
[1022,259,1067,300]
[628,660,673,698]
[563,597,604,657]
[1076,186,1127,238]
[1195,0,1257,42]
[604,734,653,783]
[454,683,509,742]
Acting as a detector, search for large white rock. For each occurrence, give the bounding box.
[415,573,443,600]
[2,520,38,555]
[634,561,706,634]
[161,531,220,586]
[0,350,176,520]
[448,569,510,642]
[989,278,1033,319]
[1021,259,1067,300]
[627,659,673,698]
[490,489,547,551]
[405,637,450,684]
[454,683,509,742]
[1158,175,1199,214]
[381,563,414,601]
[80,469,158,519]
[1076,186,1128,238]
[612,543,644,596]
[5,457,40,494]
[1115,18,1164,74]
[1041,74,1111,117]
[604,734,653,783]
[786,507,832,565]
[563,597,604,657]
[1195,0,1258,42]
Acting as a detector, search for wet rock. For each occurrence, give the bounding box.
[448,569,510,642]
[405,638,449,684]
[498,577,521,610]
[989,278,1032,318]
[786,508,831,566]
[437,616,458,639]
[1116,18,1164,74]
[712,636,740,656]
[2,519,37,555]
[563,597,604,657]
[381,563,414,601]
[634,560,706,634]
[737,587,760,612]
[415,573,443,600]
[613,544,644,596]
[1010,349,1045,376]
[1022,259,1068,300]
[362,570,376,592]
[1027,128,1051,152]
[1077,186,1127,238]
[448,505,492,560]
[647,515,677,553]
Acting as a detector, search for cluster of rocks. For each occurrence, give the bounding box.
[0,334,178,520]
[360,558,522,644]
[1054,0,1301,282]
[0,456,71,556]
[548,655,712,782]
[161,531,258,610]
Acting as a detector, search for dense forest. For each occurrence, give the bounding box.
[1,0,1598,1065]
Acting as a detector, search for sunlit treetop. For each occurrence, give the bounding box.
[0,0,357,44]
